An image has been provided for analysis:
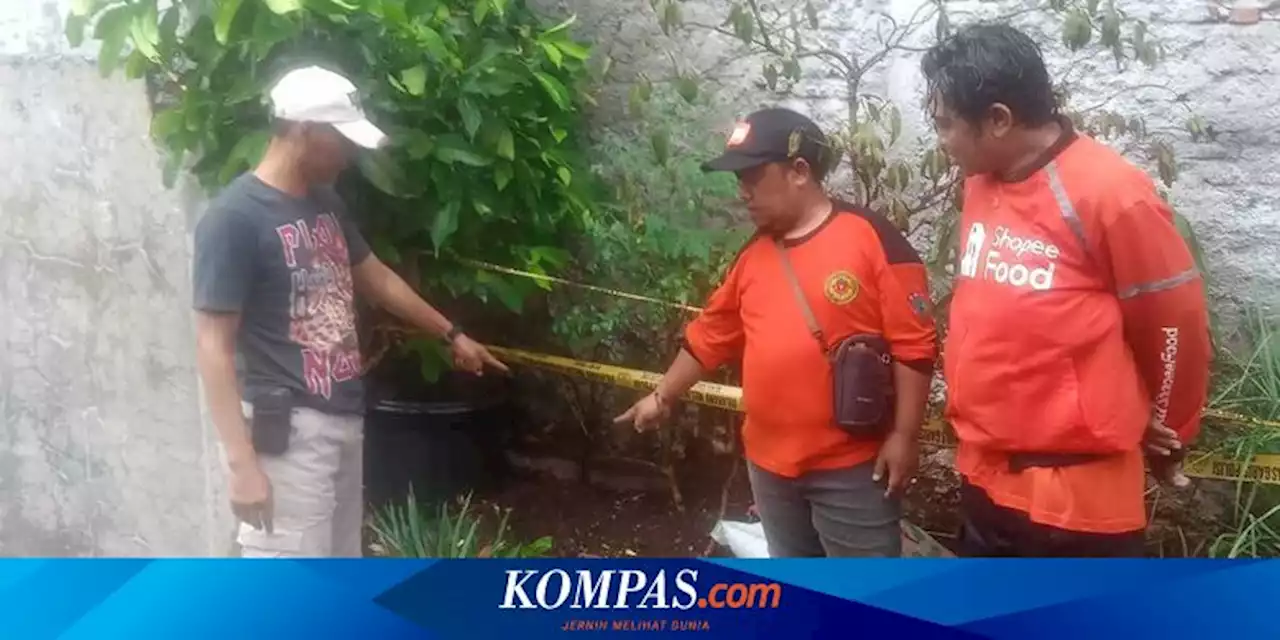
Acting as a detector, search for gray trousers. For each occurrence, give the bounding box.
[232,405,365,558]
[748,459,902,557]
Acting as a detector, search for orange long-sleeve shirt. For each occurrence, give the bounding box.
[946,127,1211,534]
[685,204,937,478]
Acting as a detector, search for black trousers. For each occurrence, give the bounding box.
[958,481,1146,558]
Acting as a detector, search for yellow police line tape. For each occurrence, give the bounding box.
[460,256,1280,434]
[486,345,1280,486]
[455,257,704,314]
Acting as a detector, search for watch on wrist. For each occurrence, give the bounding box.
[444,324,464,345]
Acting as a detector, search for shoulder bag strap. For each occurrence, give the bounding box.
[773,239,827,353]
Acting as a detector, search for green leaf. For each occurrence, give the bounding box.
[65,14,88,47]
[403,130,435,160]
[458,98,483,139]
[543,14,577,37]
[262,0,304,15]
[557,166,572,186]
[731,4,754,44]
[1062,12,1091,51]
[494,163,513,191]
[70,0,96,17]
[497,128,515,160]
[149,105,183,142]
[523,536,553,557]
[660,0,682,35]
[533,71,571,110]
[554,40,590,61]
[539,41,563,67]
[675,75,698,104]
[94,5,132,77]
[399,65,427,96]
[431,201,461,250]
[529,245,570,268]
[478,271,524,313]
[418,343,446,383]
[248,8,297,57]
[357,150,408,196]
[123,49,149,79]
[473,0,491,23]
[435,135,492,166]
[490,0,508,18]
[219,130,271,184]
[215,0,245,44]
[1100,4,1122,48]
[417,24,449,60]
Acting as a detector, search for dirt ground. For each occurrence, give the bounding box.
[476,446,965,558]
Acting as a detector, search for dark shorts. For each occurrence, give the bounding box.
[958,481,1146,557]
[748,460,902,558]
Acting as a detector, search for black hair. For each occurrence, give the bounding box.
[808,140,836,184]
[920,23,1058,127]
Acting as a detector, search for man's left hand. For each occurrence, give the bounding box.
[873,430,919,499]
[450,334,510,376]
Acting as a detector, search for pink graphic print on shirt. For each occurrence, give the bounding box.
[275,213,362,400]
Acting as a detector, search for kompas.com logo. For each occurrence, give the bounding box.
[498,568,782,610]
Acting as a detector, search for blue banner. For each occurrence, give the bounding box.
[0,559,1272,639]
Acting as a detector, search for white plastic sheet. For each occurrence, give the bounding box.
[709,520,771,558]
[710,519,955,558]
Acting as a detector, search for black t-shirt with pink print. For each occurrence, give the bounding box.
[193,173,371,416]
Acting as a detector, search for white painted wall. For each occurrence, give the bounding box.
[0,0,228,556]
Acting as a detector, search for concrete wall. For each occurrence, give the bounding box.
[555,0,1280,320]
[0,0,227,555]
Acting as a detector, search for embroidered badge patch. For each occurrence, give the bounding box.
[824,271,859,305]
[909,292,933,320]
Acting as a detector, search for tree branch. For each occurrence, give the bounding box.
[745,0,775,50]
[683,20,855,77]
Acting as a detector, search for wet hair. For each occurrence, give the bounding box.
[921,23,1058,127]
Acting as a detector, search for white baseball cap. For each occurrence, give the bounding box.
[268,65,388,149]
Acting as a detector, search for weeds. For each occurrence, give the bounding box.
[1204,308,1280,557]
[367,491,553,558]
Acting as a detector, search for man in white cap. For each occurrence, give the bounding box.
[192,65,508,557]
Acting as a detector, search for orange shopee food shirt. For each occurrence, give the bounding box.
[946,125,1211,534]
[684,205,937,478]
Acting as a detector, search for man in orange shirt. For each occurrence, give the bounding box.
[922,24,1211,556]
[614,108,936,557]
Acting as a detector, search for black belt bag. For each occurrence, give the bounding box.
[250,387,296,457]
[775,241,894,438]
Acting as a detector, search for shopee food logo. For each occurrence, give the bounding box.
[958,222,1058,290]
[499,569,782,610]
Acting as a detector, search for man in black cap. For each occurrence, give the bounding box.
[616,108,936,556]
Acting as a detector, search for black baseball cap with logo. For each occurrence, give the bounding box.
[701,107,831,178]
